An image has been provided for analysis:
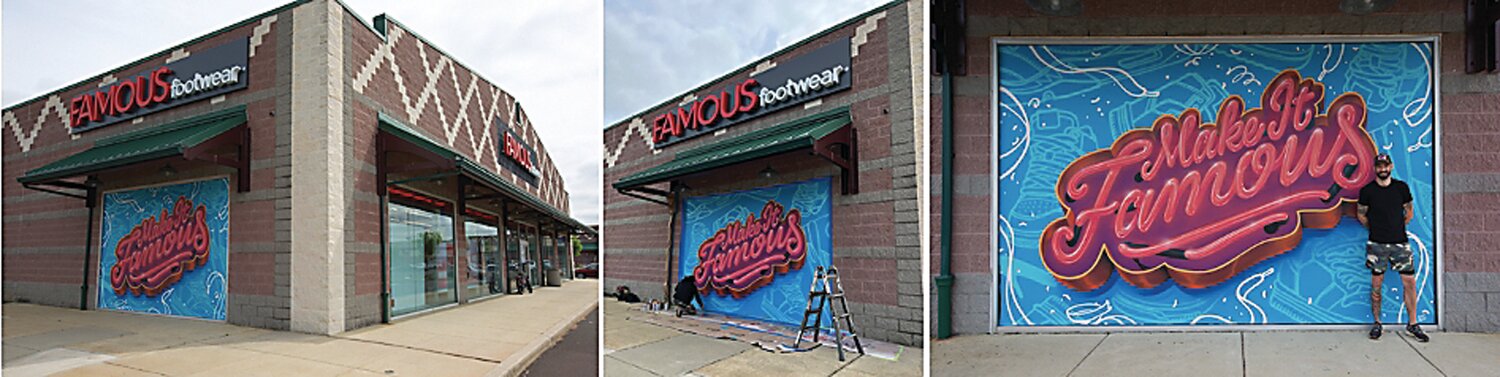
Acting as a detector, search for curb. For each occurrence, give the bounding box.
[485,284,601,377]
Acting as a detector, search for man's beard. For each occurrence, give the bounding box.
[1378,172,1391,179]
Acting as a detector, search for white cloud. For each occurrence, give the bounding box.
[603,0,888,125]
[2,0,603,224]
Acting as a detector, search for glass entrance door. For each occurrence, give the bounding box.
[388,202,456,317]
[464,220,501,299]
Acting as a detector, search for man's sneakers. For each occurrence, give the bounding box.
[1372,323,1432,342]
[1406,324,1430,342]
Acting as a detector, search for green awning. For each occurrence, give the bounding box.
[19,105,247,185]
[377,114,595,236]
[378,113,458,160]
[613,106,851,190]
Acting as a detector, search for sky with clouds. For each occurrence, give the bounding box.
[603,0,889,126]
[3,0,604,224]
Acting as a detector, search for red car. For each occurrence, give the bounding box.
[574,263,598,278]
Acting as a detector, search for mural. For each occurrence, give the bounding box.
[997,41,1437,327]
[98,178,230,320]
[680,177,833,325]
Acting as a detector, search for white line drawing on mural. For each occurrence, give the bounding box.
[208,270,227,320]
[1226,65,1261,87]
[1319,44,1345,81]
[1065,300,1138,325]
[999,88,1033,181]
[1238,267,1274,323]
[999,214,1034,325]
[158,288,174,316]
[1189,267,1276,325]
[111,195,146,214]
[1030,46,1160,98]
[1191,314,1232,325]
[1405,43,1434,153]
[1174,44,1218,67]
[998,84,1035,325]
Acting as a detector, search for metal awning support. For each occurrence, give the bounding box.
[812,126,859,195]
[21,182,89,200]
[617,186,671,206]
[182,123,251,192]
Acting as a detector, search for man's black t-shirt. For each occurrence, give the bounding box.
[1358,179,1413,244]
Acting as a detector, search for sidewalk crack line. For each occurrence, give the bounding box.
[1398,331,1446,377]
[1067,333,1108,377]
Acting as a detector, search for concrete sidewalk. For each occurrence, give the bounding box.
[602,300,921,377]
[2,279,599,377]
[933,330,1500,377]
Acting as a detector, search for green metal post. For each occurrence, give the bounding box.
[935,71,955,339]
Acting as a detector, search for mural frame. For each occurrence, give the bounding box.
[94,175,234,322]
[989,35,1444,333]
[676,177,835,326]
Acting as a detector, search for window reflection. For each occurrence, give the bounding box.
[464,220,501,298]
[389,202,455,316]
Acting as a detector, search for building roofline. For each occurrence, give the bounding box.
[602,0,904,132]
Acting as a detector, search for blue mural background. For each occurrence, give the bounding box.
[996,42,1437,326]
[680,177,834,325]
[98,178,230,321]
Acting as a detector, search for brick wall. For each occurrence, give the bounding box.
[931,0,1500,334]
[1,7,295,330]
[602,1,923,346]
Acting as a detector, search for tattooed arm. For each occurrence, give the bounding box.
[1357,204,1369,227]
[1404,202,1413,225]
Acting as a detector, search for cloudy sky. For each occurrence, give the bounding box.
[603,0,888,125]
[2,0,604,224]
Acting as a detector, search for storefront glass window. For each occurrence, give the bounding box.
[534,229,546,285]
[505,227,519,292]
[541,235,555,283]
[464,220,501,299]
[389,202,456,316]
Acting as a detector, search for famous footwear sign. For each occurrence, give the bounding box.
[495,106,541,186]
[650,38,852,149]
[68,38,250,133]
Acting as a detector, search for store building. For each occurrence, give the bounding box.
[931,0,1500,336]
[602,0,925,346]
[2,0,592,335]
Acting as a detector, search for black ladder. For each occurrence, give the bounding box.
[792,266,865,361]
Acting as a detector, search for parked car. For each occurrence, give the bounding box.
[574,263,598,278]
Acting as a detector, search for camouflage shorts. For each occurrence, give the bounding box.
[1366,241,1414,275]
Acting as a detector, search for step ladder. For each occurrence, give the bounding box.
[792,266,865,361]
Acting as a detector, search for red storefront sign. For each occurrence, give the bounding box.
[649,38,853,149]
[502,132,538,174]
[65,38,249,133]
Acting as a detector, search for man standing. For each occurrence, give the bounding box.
[1357,153,1428,342]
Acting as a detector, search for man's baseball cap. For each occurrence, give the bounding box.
[1374,153,1393,166]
